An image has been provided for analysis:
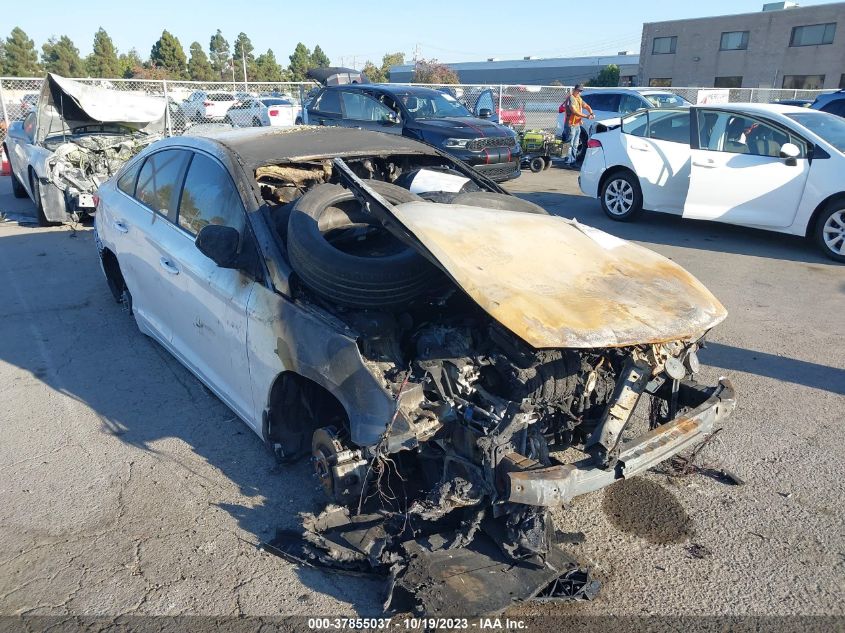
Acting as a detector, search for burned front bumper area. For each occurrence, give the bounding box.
[503,378,735,506]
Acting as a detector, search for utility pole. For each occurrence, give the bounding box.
[241,48,248,90]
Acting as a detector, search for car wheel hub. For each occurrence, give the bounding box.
[822,210,845,255]
[605,179,633,215]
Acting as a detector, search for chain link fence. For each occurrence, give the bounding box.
[0,76,831,148]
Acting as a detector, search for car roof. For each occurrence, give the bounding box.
[163,126,437,171]
[327,83,452,98]
[699,102,812,116]
[582,88,678,97]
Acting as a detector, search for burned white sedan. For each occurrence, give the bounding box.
[95,126,735,614]
[4,73,167,225]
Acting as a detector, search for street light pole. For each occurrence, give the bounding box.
[242,49,248,90]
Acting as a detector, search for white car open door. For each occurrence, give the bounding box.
[684,108,810,228]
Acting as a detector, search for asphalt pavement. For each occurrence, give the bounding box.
[0,167,843,619]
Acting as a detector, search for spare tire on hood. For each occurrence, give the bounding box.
[287,181,438,309]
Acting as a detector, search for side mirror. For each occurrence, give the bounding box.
[478,108,493,119]
[195,224,240,268]
[23,112,36,141]
[780,142,800,166]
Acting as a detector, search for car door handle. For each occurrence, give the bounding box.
[159,257,180,275]
[114,220,129,234]
[692,159,716,168]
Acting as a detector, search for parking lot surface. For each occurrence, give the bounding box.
[1,168,843,617]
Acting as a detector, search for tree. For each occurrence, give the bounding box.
[118,48,143,79]
[208,30,231,81]
[412,59,458,84]
[233,32,256,82]
[287,42,312,82]
[41,35,85,77]
[86,28,120,78]
[3,27,41,77]
[381,52,404,82]
[361,60,384,83]
[310,45,330,68]
[150,30,187,79]
[586,64,620,87]
[187,42,214,81]
[254,49,284,82]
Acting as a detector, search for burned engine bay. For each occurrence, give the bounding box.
[255,153,736,615]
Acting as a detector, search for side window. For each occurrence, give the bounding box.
[178,153,245,236]
[340,91,396,121]
[117,161,141,195]
[647,111,691,144]
[698,111,801,158]
[584,93,620,112]
[313,90,341,114]
[621,110,648,137]
[476,90,495,113]
[135,150,190,221]
[619,94,644,115]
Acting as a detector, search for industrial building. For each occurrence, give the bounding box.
[388,54,639,86]
[638,1,845,89]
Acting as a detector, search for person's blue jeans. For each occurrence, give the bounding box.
[565,123,582,163]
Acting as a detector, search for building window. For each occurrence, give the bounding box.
[789,23,836,46]
[840,74,845,89]
[715,76,742,88]
[720,31,749,50]
[652,36,677,54]
[782,74,825,90]
[649,78,672,87]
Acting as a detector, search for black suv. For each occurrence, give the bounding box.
[305,84,521,182]
[811,90,845,119]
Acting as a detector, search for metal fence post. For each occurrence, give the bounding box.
[498,84,503,118]
[0,79,10,132]
[162,79,172,137]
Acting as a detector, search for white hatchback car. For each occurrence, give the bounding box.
[224,97,297,127]
[579,103,845,261]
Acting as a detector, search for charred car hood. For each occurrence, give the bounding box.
[390,202,727,349]
[37,73,167,142]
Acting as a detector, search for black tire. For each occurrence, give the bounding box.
[10,162,27,198]
[252,116,261,127]
[576,129,588,164]
[451,191,548,215]
[295,116,303,125]
[529,157,545,173]
[599,170,642,222]
[813,200,845,263]
[287,181,435,309]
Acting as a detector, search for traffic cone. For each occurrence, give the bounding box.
[0,146,10,176]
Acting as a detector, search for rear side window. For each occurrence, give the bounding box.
[313,89,341,114]
[178,153,245,236]
[135,150,190,221]
[117,161,141,195]
[583,93,621,112]
[648,111,691,144]
[621,110,648,137]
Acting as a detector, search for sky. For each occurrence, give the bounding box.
[7,0,839,67]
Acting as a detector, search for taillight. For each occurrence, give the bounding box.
[587,138,602,149]
[203,100,212,107]
[93,194,100,208]
[268,109,279,116]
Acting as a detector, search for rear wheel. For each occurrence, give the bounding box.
[529,157,545,173]
[542,156,553,170]
[10,163,27,198]
[600,171,642,221]
[814,202,845,263]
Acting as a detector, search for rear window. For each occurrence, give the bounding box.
[644,93,691,108]
[260,98,292,107]
[583,93,621,112]
[117,161,141,196]
[208,93,235,101]
[135,150,190,221]
[313,90,341,114]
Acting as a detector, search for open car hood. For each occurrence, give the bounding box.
[37,73,167,142]
[390,202,727,349]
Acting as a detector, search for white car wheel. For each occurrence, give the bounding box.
[599,172,642,222]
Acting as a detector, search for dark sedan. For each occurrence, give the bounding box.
[305,84,521,182]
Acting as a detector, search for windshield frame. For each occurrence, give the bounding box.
[396,90,472,121]
[786,111,845,154]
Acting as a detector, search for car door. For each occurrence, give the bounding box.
[338,90,402,134]
[684,108,811,228]
[113,149,192,345]
[307,89,344,126]
[620,109,692,213]
[168,151,257,425]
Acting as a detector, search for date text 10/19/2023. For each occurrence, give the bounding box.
[307,618,529,630]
